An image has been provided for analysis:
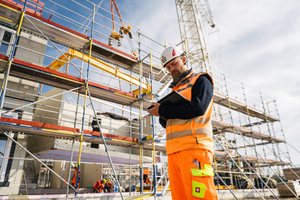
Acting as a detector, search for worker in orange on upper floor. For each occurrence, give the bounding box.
[143,167,151,185]
[71,164,81,188]
[147,46,217,200]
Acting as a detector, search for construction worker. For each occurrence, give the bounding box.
[71,164,81,188]
[143,167,151,185]
[104,179,113,193]
[147,46,217,200]
[101,179,106,192]
[93,180,103,193]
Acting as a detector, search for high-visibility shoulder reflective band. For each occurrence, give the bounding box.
[191,164,214,177]
[166,128,211,141]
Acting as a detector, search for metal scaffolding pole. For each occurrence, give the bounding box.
[74,4,96,196]
[86,86,124,200]
[138,28,144,194]
[150,51,157,198]
[66,49,85,199]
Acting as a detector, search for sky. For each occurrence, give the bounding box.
[114,0,300,165]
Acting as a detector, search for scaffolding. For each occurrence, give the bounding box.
[0,0,298,199]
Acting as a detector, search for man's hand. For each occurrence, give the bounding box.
[147,102,160,116]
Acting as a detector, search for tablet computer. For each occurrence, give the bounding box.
[147,91,189,109]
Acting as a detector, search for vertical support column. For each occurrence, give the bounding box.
[222,73,233,152]
[66,48,85,198]
[138,63,144,193]
[0,0,28,110]
[75,4,95,196]
[129,67,133,196]
[259,92,279,175]
[241,83,262,179]
[223,73,256,194]
[138,28,143,194]
[150,51,156,197]
[129,105,132,196]
[266,100,287,166]
[273,100,292,164]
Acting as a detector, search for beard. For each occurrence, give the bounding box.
[172,70,188,85]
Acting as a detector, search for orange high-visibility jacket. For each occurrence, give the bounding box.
[105,182,113,192]
[94,181,101,190]
[166,71,214,155]
[143,168,149,175]
[71,169,81,185]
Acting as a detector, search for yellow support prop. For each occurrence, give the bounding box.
[48,49,151,93]
[48,50,74,70]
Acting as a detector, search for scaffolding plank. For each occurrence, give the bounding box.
[212,119,284,143]
[213,92,278,122]
[214,151,289,165]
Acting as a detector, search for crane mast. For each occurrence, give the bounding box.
[175,0,215,75]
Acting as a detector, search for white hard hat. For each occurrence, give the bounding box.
[160,46,185,67]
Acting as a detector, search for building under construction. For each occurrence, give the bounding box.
[0,0,299,199]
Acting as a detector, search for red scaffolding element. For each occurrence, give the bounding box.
[4,0,44,16]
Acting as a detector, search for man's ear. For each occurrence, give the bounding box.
[182,56,187,65]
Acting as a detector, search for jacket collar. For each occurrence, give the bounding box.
[169,68,195,88]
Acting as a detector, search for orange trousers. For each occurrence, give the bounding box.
[168,149,218,200]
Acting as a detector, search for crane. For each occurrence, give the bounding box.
[174,0,215,75]
[157,0,216,96]
[109,0,133,46]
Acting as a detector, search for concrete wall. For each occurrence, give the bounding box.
[28,88,65,154]
[33,88,64,125]
[27,135,55,154]
[81,163,103,188]
[49,162,103,189]
[0,74,39,121]
[15,30,47,66]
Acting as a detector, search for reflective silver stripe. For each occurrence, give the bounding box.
[170,117,210,126]
[194,116,211,124]
[194,128,212,136]
[166,129,193,141]
[166,128,212,141]
[170,118,192,125]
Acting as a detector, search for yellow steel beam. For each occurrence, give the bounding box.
[48,50,74,70]
[48,49,151,92]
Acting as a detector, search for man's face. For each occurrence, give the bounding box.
[165,56,187,83]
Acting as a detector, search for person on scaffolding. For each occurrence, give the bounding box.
[143,167,151,185]
[71,164,81,188]
[147,46,217,200]
[104,179,113,193]
[93,179,105,193]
